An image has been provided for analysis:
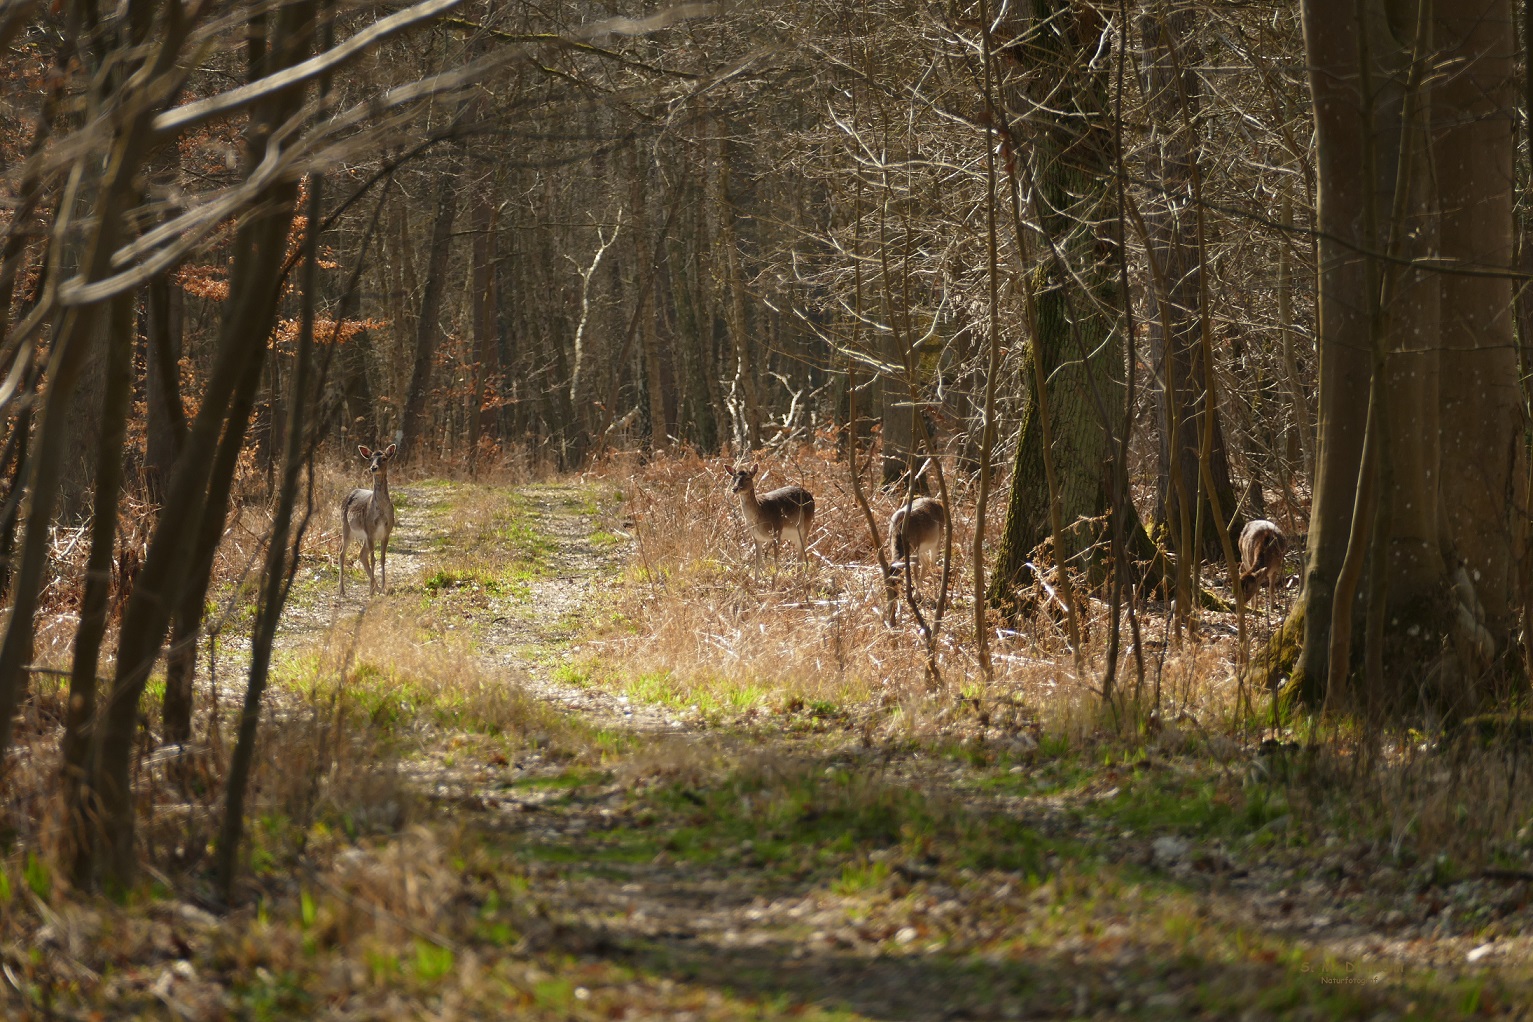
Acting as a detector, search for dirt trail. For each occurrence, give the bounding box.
[471,483,686,736]
[389,483,994,1015]
[288,480,1533,1020]
[369,480,682,735]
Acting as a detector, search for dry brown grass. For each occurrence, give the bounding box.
[0,448,592,888]
[582,444,1257,746]
[584,444,1533,874]
[9,447,1533,1019]
[271,608,590,756]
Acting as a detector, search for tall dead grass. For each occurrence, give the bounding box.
[587,444,1533,870]
[584,443,1252,744]
[0,445,584,893]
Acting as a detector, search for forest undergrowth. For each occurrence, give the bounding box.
[3,445,1533,1020]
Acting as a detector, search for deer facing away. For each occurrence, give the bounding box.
[340,444,397,596]
[888,496,947,585]
[1237,518,1288,625]
[727,464,816,569]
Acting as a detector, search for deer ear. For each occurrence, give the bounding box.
[358,445,372,459]
[383,444,397,459]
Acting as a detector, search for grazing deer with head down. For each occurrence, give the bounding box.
[1237,518,1288,626]
[726,464,816,570]
[340,444,396,596]
[888,496,947,586]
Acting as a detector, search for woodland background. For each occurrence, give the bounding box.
[2,0,1533,1017]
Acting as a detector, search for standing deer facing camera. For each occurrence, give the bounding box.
[340,444,396,596]
[727,464,816,570]
[1237,518,1288,627]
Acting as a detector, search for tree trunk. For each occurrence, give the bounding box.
[631,146,670,451]
[985,0,1124,616]
[59,191,108,523]
[61,293,134,886]
[380,188,417,443]
[1279,0,1523,714]
[340,326,378,444]
[143,272,187,503]
[400,174,457,462]
[879,334,917,488]
[1430,0,1522,704]
[1138,7,1243,561]
[467,170,500,470]
[0,381,34,603]
[714,132,763,452]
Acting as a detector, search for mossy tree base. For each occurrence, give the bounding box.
[1267,587,1526,722]
[1252,597,1306,702]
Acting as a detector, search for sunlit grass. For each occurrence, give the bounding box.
[584,446,1256,751]
[272,614,588,758]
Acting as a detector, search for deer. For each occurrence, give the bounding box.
[340,444,397,597]
[1237,518,1288,627]
[726,464,816,571]
[888,496,947,586]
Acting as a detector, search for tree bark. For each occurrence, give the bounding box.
[1431,0,1523,704]
[1138,7,1242,561]
[1281,0,1523,714]
[61,293,134,887]
[86,3,315,891]
[467,169,500,470]
[632,145,671,451]
[0,419,27,602]
[714,130,763,452]
[400,173,457,462]
[985,0,1124,616]
[340,327,378,444]
[60,302,106,521]
[143,272,187,503]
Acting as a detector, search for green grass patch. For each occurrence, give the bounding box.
[565,762,1059,882]
[504,768,609,792]
[552,661,594,686]
[613,670,774,721]
[832,857,891,896]
[271,647,565,743]
[981,747,1284,845]
[422,566,530,601]
[494,517,558,573]
[1086,768,1286,839]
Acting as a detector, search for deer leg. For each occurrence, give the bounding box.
[339,532,349,596]
[379,535,389,594]
[361,541,376,595]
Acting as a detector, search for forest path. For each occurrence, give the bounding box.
[258,478,1533,1021]
[369,479,1064,1018]
[396,479,683,736]
[275,478,679,735]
